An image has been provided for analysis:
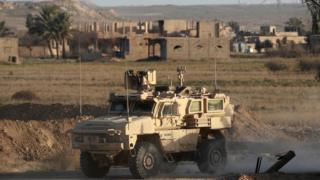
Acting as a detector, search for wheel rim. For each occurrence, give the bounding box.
[143,152,155,170]
[209,150,222,166]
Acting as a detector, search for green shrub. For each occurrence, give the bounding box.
[265,46,305,58]
[298,59,320,72]
[11,90,40,101]
[265,61,288,72]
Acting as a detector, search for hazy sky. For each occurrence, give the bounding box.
[9,0,301,6]
[91,0,301,6]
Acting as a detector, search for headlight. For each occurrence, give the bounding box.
[107,129,122,136]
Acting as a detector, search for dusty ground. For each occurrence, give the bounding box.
[0,57,319,179]
[0,103,320,179]
[1,170,320,180]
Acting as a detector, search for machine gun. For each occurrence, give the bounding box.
[124,70,157,92]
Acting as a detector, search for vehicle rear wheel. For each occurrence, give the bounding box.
[129,142,161,179]
[80,151,110,178]
[196,139,227,174]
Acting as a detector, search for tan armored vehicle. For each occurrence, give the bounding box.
[72,68,234,178]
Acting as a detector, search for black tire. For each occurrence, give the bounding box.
[129,142,162,179]
[196,140,227,174]
[80,151,110,178]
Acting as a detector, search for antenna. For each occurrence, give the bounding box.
[214,55,217,90]
[177,66,186,87]
[78,24,83,116]
[214,45,223,91]
[124,40,130,128]
[123,37,130,124]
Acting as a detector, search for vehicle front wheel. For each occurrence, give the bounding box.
[129,142,162,179]
[80,151,110,178]
[196,140,227,174]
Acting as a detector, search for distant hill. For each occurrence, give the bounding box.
[0,0,119,31]
[111,4,311,31]
[0,2,311,33]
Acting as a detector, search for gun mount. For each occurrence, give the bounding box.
[177,66,186,87]
[125,70,156,92]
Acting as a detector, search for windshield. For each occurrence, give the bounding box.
[110,101,127,113]
[109,100,155,115]
[132,101,155,114]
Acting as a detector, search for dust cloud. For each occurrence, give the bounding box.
[226,141,320,174]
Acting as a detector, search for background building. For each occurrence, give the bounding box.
[0,38,19,64]
[74,19,231,61]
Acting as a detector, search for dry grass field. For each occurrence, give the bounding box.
[0,57,320,177]
[0,57,319,128]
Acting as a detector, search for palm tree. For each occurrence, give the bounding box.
[0,21,13,37]
[26,5,71,59]
[228,21,240,34]
[54,11,72,59]
[285,17,305,35]
[26,6,60,58]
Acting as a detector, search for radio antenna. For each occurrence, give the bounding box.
[78,25,83,116]
[125,63,130,128]
[177,66,186,87]
[214,45,223,91]
[214,56,217,90]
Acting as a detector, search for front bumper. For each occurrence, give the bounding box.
[72,133,126,153]
[73,142,124,152]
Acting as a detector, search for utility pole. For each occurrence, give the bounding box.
[78,23,82,116]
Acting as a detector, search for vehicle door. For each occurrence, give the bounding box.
[156,102,180,129]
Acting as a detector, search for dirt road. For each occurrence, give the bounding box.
[0,165,221,179]
[1,167,320,180]
[0,169,134,179]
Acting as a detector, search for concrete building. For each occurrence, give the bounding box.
[0,1,15,10]
[259,26,307,48]
[76,19,230,61]
[260,25,277,35]
[258,31,307,47]
[234,25,307,54]
[19,40,70,58]
[233,42,257,54]
[0,38,19,63]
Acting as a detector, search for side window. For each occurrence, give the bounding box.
[189,100,202,113]
[162,103,178,117]
[208,99,224,111]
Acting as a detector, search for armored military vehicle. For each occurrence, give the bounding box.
[72,67,234,178]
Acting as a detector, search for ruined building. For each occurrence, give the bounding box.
[0,38,19,64]
[76,19,230,61]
